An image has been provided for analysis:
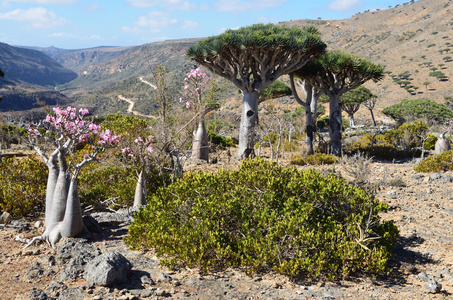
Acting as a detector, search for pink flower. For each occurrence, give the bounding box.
[79,108,89,115]
[134,136,143,143]
[145,146,153,153]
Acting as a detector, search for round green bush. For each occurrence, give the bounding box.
[0,155,47,216]
[414,150,453,173]
[290,153,338,166]
[125,158,398,280]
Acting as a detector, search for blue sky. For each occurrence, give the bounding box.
[0,0,411,49]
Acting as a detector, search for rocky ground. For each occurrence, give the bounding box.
[1,156,453,300]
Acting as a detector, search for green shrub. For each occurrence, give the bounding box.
[382,98,453,123]
[424,134,438,150]
[290,153,338,166]
[78,163,169,207]
[207,130,235,147]
[125,158,398,280]
[0,155,47,216]
[414,150,453,172]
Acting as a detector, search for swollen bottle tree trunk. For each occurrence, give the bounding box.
[133,170,147,207]
[192,120,209,161]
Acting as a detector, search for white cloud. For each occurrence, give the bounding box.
[213,0,286,13]
[126,0,195,10]
[135,11,178,32]
[326,0,363,11]
[121,26,145,34]
[3,0,79,6]
[0,7,69,28]
[181,20,199,30]
[83,1,102,12]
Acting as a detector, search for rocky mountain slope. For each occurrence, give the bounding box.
[0,43,77,87]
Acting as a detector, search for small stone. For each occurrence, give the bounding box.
[425,278,442,293]
[0,211,12,224]
[418,272,429,282]
[155,288,165,296]
[34,220,44,229]
[159,272,172,282]
[173,280,181,287]
[272,282,281,289]
[253,276,262,282]
[141,275,155,285]
[140,290,154,297]
[93,296,101,300]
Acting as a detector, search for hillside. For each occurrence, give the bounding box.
[0,43,77,87]
[28,46,134,74]
[281,0,453,122]
[48,0,452,123]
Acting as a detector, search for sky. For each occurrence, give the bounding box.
[0,0,413,49]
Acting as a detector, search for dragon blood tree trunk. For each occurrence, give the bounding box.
[133,170,147,207]
[238,91,259,159]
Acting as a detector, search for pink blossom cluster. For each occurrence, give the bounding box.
[28,106,121,159]
[444,119,453,135]
[179,67,210,109]
[121,135,154,160]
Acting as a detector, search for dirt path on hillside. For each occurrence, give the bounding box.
[117,76,157,119]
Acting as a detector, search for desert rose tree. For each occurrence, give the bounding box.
[293,51,385,156]
[24,106,120,247]
[179,67,219,162]
[186,23,326,158]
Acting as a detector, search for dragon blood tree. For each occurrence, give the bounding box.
[293,51,385,156]
[24,106,120,247]
[186,23,326,159]
[179,67,218,162]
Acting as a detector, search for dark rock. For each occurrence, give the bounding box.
[8,219,29,232]
[44,281,68,298]
[26,261,44,279]
[90,209,135,227]
[82,215,103,233]
[84,251,132,287]
[57,287,88,300]
[56,237,100,264]
[29,288,49,300]
[424,278,442,294]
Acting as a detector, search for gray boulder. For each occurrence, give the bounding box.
[84,251,132,287]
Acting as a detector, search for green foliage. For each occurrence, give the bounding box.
[259,80,292,102]
[290,153,338,166]
[0,155,47,216]
[424,134,438,150]
[125,158,398,279]
[207,130,235,147]
[414,150,453,173]
[317,115,349,130]
[346,122,429,160]
[382,98,453,123]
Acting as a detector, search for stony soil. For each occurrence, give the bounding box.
[1,157,453,300]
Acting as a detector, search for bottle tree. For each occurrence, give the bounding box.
[293,51,385,156]
[101,114,154,207]
[179,67,219,162]
[25,106,120,247]
[186,23,326,159]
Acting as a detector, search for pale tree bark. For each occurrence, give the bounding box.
[192,120,209,162]
[133,170,147,207]
[238,91,259,159]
